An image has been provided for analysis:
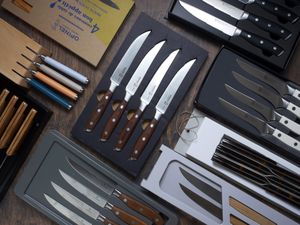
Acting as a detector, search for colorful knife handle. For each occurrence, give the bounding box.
[26,78,73,110]
[40,55,89,84]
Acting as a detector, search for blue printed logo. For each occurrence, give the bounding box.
[50,0,62,8]
[91,24,100,33]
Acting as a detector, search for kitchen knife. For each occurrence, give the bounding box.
[68,158,165,225]
[0,89,9,115]
[85,31,151,132]
[225,84,300,135]
[238,0,299,23]
[59,170,147,225]
[219,98,300,151]
[129,59,196,160]
[203,0,292,40]
[44,194,92,225]
[51,182,119,225]
[100,40,166,141]
[179,1,284,56]
[115,49,180,150]
[237,58,300,101]
[233,72,300,118]
[100,0,119,10]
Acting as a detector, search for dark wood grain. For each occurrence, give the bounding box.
[110,205,147,225]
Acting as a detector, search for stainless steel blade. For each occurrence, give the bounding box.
[59,170,107,208]
[44,194,92,225]
[179,1,240,37]
[51,182,100,220]
[110,31,151,88]
[155,59,196,116]
[67,158,115,196]
[125,40,166,97]
[140,49,180,110]
[238,0,254,3]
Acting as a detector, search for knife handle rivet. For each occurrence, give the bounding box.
[292,107,296,110]
[260,40,264,44]
[97,109,101,113]
[288,13,291,17]
[262,1,265,4]
[284,120,288,124]
[274,7,278,11]
[255,18,259,22]
[267,24,271,27]
[278,133,282,137]
[112,118,116,123]
[115,211,120,215]
[123,198,128,203]
[142,137,146,141]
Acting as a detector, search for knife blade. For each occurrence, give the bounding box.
[219,98,300,151]
[225,84,300,135]
[115,49,180,150]
[233,72,300,118]
[238,0,299,23]
[179,1,284,56]
[44,194,92,225]
[100,0,119,10]
[51,182,119,225]
[203,0,291,40]
[68,158,165,225]
[59,170,147,225]
[85,31,151,132]
[100,40,166,141]
[129,58,196,160]
[237,58,300,101]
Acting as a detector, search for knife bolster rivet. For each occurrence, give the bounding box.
[112,118,116,123]
[260,40,264,44]
[142,137,146,141]
[97,109,101,113]
[123,198,128,203]
[247,34,251,38]
[273,46,277,50]
[255,18,259,22]
[274,7,278,11]
[115,211,120,216]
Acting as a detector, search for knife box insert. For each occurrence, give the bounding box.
[14,130,178,225]
[71,13,207,177]
[168,0,300,72]
[141,145,299,225]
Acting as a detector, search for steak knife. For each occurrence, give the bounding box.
[100,40,166,141]
[203,0,292,40]
[59,170,147,225]
[85,31,151,132]
[219,98,300,151]
[129,59,196,160]
[115,49,180,150]
[225,84,300,135]
[179,1,284,56]
[68,158,165,225]
[233,72,300,118]
[237,58,300,101]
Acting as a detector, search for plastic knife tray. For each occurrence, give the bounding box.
[194,47,300,165]
[71,13,207,177]
[168,0,300,72]
[141,145,299,224]
[14,130,179,225]
[0,74,51,202]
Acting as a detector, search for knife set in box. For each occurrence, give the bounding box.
[141,145,299,224]
[14,130,179,225]
[72,13,207,177]
[168,0,300,71]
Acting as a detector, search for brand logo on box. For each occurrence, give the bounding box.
[52,19,80,42]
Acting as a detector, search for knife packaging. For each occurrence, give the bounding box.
[0,74,51,202]
[195,47,300,164]
[14,130,178,225]
[71,13,207,177]
[142,145,299,224]
[168,0,300,71]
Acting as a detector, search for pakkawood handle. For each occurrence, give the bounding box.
[100,215,119,225]
[240,30,284,56]
[0,95,18,137]
[115,109,143,151]
[100,100,127,141]
[0,89,9,115]
[130,119,159,160]
[117,192,165,225]
[85,90,113,132]
[110,205,147,225]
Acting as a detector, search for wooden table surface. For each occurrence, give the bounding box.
[0,1,299,224]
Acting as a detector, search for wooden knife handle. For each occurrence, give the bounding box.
[115,109,143,151]
[0,95,18,137]
[230,215,248,225]
[0,89,10,115]
[110,205,147,225]
[85,90,113,132]
[117,192,165,225]
[130,119,158,160]
[0,102,27,149]
[6,109,37,156]
[100,216,119,225]
[100,100,127,141]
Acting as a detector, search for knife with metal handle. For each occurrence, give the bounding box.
[0,89,9,115]
[219,98,300,151]
[100,40,166,141]
[85,31,151,132]
[115,49,180,150]
[237,58,300,101]
[203,0,292,40]
[68,158,165,225]
[225,84,300,135]
[130,59,196,160]
[179,1,284,56]
[233,72,300,118]
[238,0,299,23]
[0,95,18,137]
